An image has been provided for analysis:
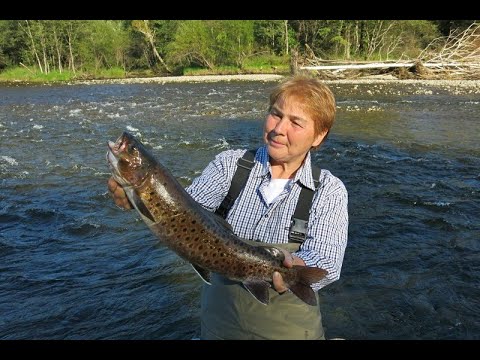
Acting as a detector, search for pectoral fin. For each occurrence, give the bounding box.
[191,263,211,284]
[242,279,271,305]
[130,191,155,223]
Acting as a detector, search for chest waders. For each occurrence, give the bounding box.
[200,240,324,340]
[200,150,325,340]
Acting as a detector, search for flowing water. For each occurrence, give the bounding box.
[0,80,478,339]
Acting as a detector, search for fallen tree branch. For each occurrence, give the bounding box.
[19,62,35,74]
[300,62,463,71]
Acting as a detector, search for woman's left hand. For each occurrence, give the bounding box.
[273,249,305,294]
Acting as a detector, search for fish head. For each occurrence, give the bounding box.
[107,132,154,187]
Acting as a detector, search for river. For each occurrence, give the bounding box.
[0,79,479,339]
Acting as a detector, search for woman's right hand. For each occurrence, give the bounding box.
[107,176,133,210]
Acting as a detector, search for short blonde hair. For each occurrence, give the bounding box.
[269,75,336,140]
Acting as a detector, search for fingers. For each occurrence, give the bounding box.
[107,176,118,193]
[273,271,288,294]
[108,176,132,209]
[275,251,293,294]
[114,194,132,209]
[274,250,307,295]
[113,184,126,199]
[282,251,306,268]
[280,249,295,268]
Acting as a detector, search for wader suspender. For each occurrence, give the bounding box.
[215,149,257,219]
[215,149,321,244]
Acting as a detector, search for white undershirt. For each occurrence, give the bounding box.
[264,178,291,205]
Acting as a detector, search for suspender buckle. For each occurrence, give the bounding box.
[237,157,255,170]
[289,217,308,243]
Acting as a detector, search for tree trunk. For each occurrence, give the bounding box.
[66,28,76,74]
[284,20,289,55]
[53,28,63,73]
[133,20,171,73]
[23,20,44,73]
[39,28,49,74]
[359,20,367,59]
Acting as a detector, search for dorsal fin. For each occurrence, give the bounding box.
[210,212,235,233]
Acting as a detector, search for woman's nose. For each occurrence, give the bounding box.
[273,117,288,135]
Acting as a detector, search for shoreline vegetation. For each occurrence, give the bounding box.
[1,20,479,88]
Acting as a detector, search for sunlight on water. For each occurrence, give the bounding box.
[0,81,478,339]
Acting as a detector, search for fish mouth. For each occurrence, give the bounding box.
[106,132,130,176]
[108,132,129,155]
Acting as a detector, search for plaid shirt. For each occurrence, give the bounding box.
[186,145,349,291]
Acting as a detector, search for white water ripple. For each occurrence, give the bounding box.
[1,156,18,166]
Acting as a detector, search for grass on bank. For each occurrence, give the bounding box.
[183,55,290,76]
[0,66,128,83]
[0,55,291,82]
[0,67,76,82]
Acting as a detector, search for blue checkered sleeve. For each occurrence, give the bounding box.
[296,180,349,290]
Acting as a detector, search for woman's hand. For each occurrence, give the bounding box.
[107,176,133,210]
[273,249,305,294]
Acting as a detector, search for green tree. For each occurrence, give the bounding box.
[0,19,456,78]
[434,20,477,36]
[167,20,254,69]
[213,20,255,67]
[63,20,89,73]
[394,20,440,58]
[254,20,285,55]
[131,20,175,73]
[167,20,216,69]
[291,20,440,61]
[0,20,27,69]
[77,21,130,72]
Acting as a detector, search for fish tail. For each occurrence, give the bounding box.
[289,266,328,306]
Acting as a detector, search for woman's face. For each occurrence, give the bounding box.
[264,96,326,169]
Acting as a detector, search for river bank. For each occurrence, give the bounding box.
[3,73,480,95]
[69,74,285,85]
[65,73,480,95]
[67,73,480,87]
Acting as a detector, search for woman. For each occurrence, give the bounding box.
[108,75,349,339]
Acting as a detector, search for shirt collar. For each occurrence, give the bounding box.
[255,145,317,191]
[255,145,270,177]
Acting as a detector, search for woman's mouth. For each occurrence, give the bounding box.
[268,137,285,148]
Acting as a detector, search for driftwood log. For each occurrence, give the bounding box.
[298,23,480,80]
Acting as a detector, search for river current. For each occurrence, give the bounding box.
[0,80,478,339]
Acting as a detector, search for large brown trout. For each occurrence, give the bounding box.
[107,132,327,306]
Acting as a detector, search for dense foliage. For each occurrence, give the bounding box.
[0,20,476,78]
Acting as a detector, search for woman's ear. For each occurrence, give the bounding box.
[312,129,329,148]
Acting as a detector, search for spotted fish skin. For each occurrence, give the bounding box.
[107,132,327,306]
